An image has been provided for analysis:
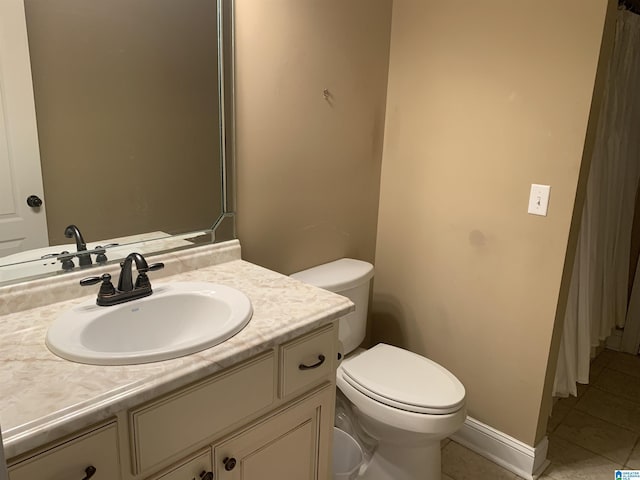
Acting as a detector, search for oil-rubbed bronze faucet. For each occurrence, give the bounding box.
[64,224,92,267]
[80,252,164,306]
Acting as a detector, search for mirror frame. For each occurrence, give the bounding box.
[0,0,236,286]
[217,0,237,236]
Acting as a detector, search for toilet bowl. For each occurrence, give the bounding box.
[291,259,467,480]
[336,344,466,479]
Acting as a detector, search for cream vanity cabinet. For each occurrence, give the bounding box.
[7,323,337,480]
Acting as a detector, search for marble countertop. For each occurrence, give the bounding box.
[0,256,353,460]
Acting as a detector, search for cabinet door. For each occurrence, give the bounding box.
[147,449,212,480]
[8,423,120,480]
[131,351,275,474]
[213,385,334,480]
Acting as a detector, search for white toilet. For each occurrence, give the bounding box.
[291,258,466,480]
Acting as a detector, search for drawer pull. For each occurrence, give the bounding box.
[81,466,97,480]
[200,471,214,480]
[223,457,237,471]
[298,354,326,371]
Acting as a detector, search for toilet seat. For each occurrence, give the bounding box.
[340,343,465,415]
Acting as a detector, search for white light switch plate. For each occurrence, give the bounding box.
[528,184,550,216]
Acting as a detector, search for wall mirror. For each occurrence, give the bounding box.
[0,0,235,285]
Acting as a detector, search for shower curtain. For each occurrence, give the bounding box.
[553,6,640,397]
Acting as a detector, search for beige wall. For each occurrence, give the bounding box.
[234,0,392,274]
[373,0,611,446]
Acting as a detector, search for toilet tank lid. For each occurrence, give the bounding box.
[290,258,374,292]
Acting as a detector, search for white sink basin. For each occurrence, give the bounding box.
[46,282,253,365]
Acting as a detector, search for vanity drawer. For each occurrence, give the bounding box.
[130,351,276,474]
[8,423,120,480]
[147,448,212,480]
[280,324,337,398]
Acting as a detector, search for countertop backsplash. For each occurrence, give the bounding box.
[0,240,242,317]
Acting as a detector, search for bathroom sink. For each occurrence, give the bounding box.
[46,282,253,365]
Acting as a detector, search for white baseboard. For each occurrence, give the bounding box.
[450,416,550,480]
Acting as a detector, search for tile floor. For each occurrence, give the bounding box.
[440,348,640,479]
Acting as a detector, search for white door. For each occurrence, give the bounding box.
[0,0,48,259]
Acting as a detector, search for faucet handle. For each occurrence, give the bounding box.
[94,247,107,264]
[137,262,164,274]
[80,273,116,297]
[80,275,104,286]
[134,263,164,289]
[58,251,75,271]
[147,262,165,272]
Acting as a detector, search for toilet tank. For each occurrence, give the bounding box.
[291,258,374,355]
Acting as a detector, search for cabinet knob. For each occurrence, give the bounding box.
[199,471,214,480]
[223,457,237,471]
[81,466,97,480]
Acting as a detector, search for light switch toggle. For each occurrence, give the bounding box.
[528,184,550,216]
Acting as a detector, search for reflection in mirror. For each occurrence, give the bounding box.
[0,0,234,285]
